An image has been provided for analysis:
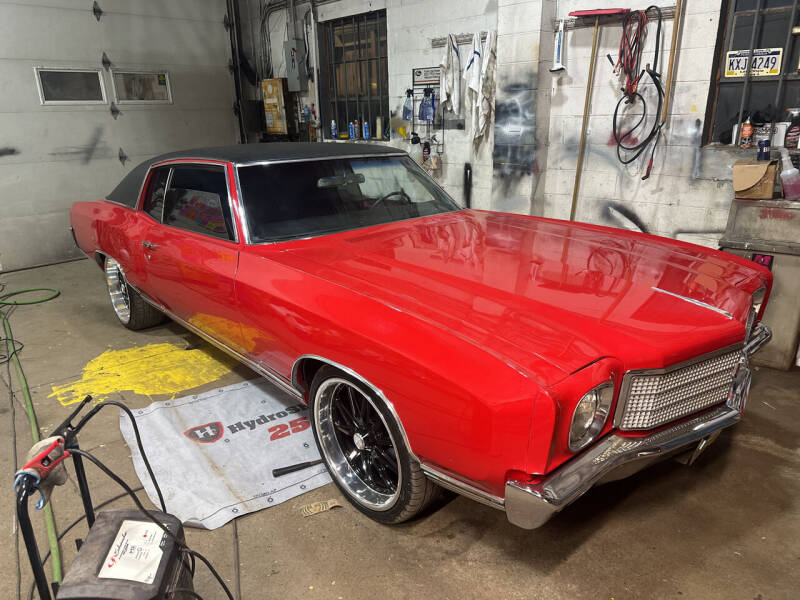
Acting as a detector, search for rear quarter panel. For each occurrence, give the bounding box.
[70,200,149,288]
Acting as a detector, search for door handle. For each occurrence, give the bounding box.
[142,241,159,250]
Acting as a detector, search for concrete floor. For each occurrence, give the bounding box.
[2,259,799,600]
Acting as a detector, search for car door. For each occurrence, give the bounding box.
[139,161,246,353]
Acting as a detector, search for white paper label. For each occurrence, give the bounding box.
[98,520,165,584]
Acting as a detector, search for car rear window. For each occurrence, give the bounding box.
[237,155,460,243]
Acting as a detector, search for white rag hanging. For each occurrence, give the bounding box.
[463,32,482,137]
[476,30,497,141]
[439,34,461,116]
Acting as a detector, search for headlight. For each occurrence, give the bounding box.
[569,383,614,452]
[745,286,766,340]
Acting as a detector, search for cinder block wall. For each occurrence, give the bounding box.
[491,0,553,215]
[541,1,735,247]
[310,0,499,209]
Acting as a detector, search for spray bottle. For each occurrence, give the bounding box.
[779,147,800,200]
[409,132,423,164]
[784,108,800,149]
[402,90,414,122]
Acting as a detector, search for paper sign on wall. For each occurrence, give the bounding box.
[725,48,783,77]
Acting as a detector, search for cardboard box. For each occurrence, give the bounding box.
[262,78,288,135]
[733,158,778,199]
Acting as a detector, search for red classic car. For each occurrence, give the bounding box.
[70,143,773,529]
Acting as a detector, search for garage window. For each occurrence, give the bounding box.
[317,10,389,140]
[163,165,235,241]
[706,0,800,144]
[35,68,106,104]
[112,71,172,104]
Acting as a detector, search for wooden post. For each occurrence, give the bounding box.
[569,16,600,222]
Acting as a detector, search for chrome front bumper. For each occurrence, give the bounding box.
[505,324,772,530]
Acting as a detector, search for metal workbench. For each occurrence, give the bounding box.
[720,198,800,370]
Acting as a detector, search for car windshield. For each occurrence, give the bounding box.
[237,155,461,243]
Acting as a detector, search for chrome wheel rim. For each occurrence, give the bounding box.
[315,378,401,511]
[105,258,131,324]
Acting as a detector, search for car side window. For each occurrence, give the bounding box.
[142,167,170,221]
[162,165,235,241]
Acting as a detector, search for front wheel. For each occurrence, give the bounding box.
[104,257,165,330]
[309,365,443,524]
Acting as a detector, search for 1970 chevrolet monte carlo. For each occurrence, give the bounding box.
[70,143,773,529]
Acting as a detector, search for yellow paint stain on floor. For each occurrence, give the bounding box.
[49,342,235,406]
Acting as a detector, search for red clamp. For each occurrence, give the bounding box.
[22,437,70,480]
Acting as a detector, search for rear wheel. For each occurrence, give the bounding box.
[310,365,443,524]
[104,257,165,330]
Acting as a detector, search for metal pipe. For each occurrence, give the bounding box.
[771,0,799,135]
[227,0,248,143]
[661,0,685,124]
[17,480,53,600]
[734,0,763,146]
[570,17,600,222]
[72,446,96,528]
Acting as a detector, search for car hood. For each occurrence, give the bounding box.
[256,210,767,386]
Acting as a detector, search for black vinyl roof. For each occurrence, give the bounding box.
[106,142,406,208]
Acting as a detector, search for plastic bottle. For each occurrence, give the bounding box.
[375,116,383,140]
[363,120,370,140]
[740,117,754,149]
[330,120,338,139]
[779,147,800,200]
[784,109,800,149]
[409,132,423,164]
[402,90,414,121]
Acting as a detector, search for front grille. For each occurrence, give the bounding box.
[617,349,741,430]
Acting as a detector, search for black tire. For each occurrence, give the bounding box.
[104,256,166,330]
[309,365,443,524]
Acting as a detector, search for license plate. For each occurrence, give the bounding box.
[725,48,782,77]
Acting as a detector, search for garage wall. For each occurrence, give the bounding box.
[491,0,554,215]
[318,0,498,209]
[253,0,740,251]
[0,0,238,272]
[540,1,738,247]
[251,0,498,208]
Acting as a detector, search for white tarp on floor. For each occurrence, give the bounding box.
[120,380,331,529]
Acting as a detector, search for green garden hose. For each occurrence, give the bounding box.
[1,287,63,583]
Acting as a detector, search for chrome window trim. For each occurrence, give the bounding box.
[138,160,239,244]
[160,167,173,225]
[232,163,251,245]
[233,152,407,168]
[612,342,745,428]
[651,287,733,319]
[104,198,138,209]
